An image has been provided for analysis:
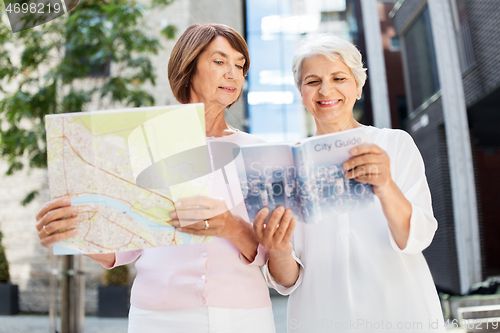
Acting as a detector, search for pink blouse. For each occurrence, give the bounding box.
[104,131,271,311]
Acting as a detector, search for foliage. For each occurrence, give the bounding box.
[102,265,129,286]
[0,231,10,283]
[0,0,177,205]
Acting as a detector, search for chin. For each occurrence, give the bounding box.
[313,110,345,121]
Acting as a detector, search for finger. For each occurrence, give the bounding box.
[175,196,226,211]
[178,219,207,229]
[345,163,382,179]
[273,209,293,244]
[342,154,381,172]
[353,174,388,186]
[175,227,212,236]
[175,208,213,222]
[36,197,71,222]
[41,216,81,237]
[281,217,297,244]
[171,218,205,228]
[349,143,384,156]
[263,206,285,242]
[37,205,79,231]
[40,228,78,249]
[253,207,269,240]
[175,198,228,222]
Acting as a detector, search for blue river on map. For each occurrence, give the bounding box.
[71,194,191,244]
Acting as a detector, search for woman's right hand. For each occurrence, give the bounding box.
[254,206,300,288]
[36,197,80,249]
[253,206,296,256]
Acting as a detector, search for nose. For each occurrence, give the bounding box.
[224,63,236,80]
[319,81,334,96]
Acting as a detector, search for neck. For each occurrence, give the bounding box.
[201,103,232,138]
[314,117,361,135]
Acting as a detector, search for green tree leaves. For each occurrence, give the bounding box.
[0,0,176,205]
[0,231,10,283]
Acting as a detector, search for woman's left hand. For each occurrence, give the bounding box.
[342,143,393,197]
[169,196,238,239]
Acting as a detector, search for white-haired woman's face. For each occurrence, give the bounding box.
[300,55,360,124]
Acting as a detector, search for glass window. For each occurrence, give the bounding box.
[403,6,440,112]
[245,0,365,142]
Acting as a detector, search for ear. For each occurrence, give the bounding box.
[356,88,363,100]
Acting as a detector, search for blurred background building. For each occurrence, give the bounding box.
[0,0,499,317]
[390,0,500,296]
[244,0,500,297]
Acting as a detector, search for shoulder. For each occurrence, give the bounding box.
[366,126,416,150]
[233,130,267,145]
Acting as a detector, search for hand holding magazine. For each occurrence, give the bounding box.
[235,127,374,224]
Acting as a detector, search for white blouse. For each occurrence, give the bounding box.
[265,126,446,333]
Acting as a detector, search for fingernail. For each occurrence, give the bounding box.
[342,163,348,170]
[64,197,71,205]
[172,221,179,227]
[169,211,177,219]
[175,201,182,207]
[351,148,357,154]
[278,206,285,213]
[260,207,269,215]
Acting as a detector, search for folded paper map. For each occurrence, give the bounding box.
[45,104,213,255]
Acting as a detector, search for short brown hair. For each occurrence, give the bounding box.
[168,23,250,107]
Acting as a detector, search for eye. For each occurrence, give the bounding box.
[214,60,223,65]
[334,78,346,82]
[306,80,319,85]
[236,64,244,70]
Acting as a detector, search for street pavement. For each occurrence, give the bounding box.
[0,296,288,333]
[0,296,464,333]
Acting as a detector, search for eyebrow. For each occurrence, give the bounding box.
[212,51,246,61]
[303,71,348,80]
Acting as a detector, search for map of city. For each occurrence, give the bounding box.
[45,104,211,255]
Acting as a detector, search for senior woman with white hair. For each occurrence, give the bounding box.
[254,35,445,332]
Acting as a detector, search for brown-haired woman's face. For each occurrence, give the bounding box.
[189,36,246,108]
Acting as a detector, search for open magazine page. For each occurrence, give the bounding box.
[297,127,374,223]
[235,143,303,222]
[291,145,321,224]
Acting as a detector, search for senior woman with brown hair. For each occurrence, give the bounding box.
[255,35,445,332]
[35,23,275,333]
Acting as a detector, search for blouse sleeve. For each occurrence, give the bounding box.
[387,130,438,254]
[239,244,269,266]
[262,249,305,296]
[101,250,143,269]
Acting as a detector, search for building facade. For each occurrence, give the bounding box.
[391,0,500,295]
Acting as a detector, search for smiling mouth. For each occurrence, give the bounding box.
[219,86,237,92]
[317,99,341,105]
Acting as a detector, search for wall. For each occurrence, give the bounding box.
[392,0,462,294]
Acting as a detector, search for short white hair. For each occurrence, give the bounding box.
[292,35,367,91]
